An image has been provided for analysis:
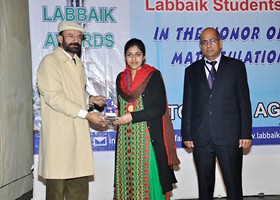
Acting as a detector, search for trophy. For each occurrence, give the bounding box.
[104,99,118,122]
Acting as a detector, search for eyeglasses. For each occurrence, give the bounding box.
[200,38,220,45]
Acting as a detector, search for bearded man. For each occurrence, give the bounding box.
[37,21,108,200]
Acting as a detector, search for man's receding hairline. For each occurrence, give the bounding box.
[200,28,220,40]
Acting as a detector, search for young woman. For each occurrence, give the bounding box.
[113,38,180,199]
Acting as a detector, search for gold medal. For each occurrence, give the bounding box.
[127,104,134,112]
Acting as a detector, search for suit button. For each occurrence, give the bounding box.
[209,94,213,99]
[147,124,151,129]
[151,140,155,144]
[142,94,146,98]
[209,111,212,115]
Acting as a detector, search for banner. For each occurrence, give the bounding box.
[29,0,280,153]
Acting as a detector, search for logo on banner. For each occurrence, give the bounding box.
[90,132,116,151]
[93,136,107,146]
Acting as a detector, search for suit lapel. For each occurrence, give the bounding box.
[196,59,210,90]
[212,55,227,89]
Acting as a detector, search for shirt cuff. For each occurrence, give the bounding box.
[78,109,88,119]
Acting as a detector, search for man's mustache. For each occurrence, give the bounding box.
[70,43,81,47]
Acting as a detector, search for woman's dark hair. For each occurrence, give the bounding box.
[124,38,146,56]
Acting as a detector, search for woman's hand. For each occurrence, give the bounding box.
[113,113,132,125]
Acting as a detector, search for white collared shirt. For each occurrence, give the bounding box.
[204,54,222,78]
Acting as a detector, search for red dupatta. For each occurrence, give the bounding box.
[119,64,156,94]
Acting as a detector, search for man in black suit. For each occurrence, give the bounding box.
[181,27,252,200]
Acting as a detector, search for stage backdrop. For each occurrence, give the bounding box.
[29,0,280,199]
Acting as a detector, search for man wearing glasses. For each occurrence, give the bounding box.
[181,27,252,200]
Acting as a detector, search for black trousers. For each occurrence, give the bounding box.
[193,143,243,200]
[46,176,89,200]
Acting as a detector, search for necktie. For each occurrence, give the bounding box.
[72,58,76,65]
[206,60,217,89]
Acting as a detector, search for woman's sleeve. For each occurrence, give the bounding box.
[131,71,166,123]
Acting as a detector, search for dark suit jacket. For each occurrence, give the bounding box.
[181,55,252,146]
